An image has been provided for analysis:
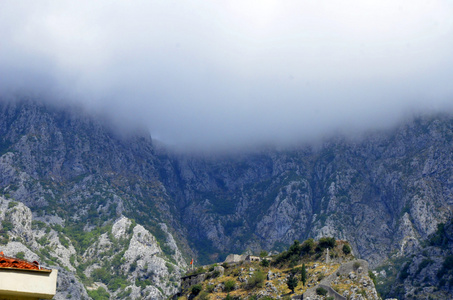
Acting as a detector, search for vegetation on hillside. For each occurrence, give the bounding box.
[178,238,356,300]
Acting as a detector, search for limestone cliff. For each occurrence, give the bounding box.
[158,115,452,270]
[0,197,186,299]
[1,98,452,299]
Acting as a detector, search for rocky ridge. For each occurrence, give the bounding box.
[372,219,453,299]
[0,196,185,299]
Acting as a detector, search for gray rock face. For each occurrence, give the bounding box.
[0,100,192,299]
[214,265,224,277]
[1,99,453,298]
[267,270,274,280]
[158,114,453,269]
[0,197,185,299]
[375,217,453,299]
[0,197,89,299]
[84,216,185,299]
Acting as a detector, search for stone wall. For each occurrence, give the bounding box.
[180,273,207,291]
[180,266,225,292]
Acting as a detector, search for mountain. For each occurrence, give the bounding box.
[158,113,452,265]
[0,196,186,299]
[0,98,452,299]
[0,99,189,299]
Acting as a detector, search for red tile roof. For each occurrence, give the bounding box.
[0,252,51,272]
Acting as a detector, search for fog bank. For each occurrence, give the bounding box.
[1,1,453,151]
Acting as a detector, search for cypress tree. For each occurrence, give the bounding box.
[301,263,307,286]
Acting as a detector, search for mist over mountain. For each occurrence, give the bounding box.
[0,98,452,299]
[2,1,453,151]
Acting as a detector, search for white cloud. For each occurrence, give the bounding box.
[1,1,453,150]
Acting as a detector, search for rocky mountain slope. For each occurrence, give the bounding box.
[373,218,453,299]
[158,114,452,266]
[0,98,452,299]
[0,196,185,299]
[0,99,189,299]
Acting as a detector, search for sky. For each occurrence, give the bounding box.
[1,1,453,151]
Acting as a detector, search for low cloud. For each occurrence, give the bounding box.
[1,1,453,151]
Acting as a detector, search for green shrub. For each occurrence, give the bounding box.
[224,279,236,292]
[199,291,210,300]
[261,259,270,267]
[318,237,336,249]
[1,220,13,232]
[246,270,265,289]
[0,232,9,245]
[231,268,240,277]
[429,223,448,248]
[289,240,301,253]
[210,270,221,278]
[91,267,111,283]
[206,284,215,293]
[130,261,138,272]
[342,244,351,255]
[15,251,25,259]
[190,284,202,296]
[259,250,268,258]
[437,255,453,278]
[165,262,175,273]
[116,287,132,298]
[87,287,109,300]
[286,271,299,293]
[369,271,377,285]
[8,201,18,209]
[108,276,128,291]
[32,221,47,230]
[59,235,70,248]
[135,278,152,289]
[37,236,48,246]
[399,263,410,280]
[316,287,328,296]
